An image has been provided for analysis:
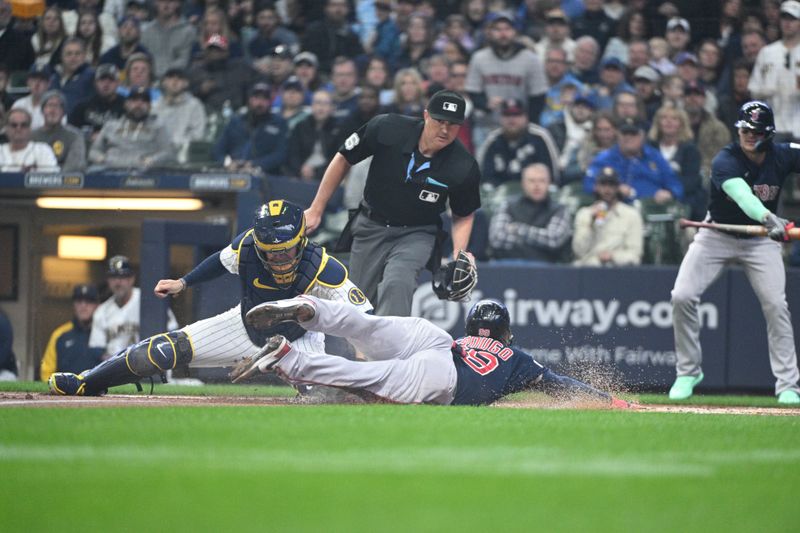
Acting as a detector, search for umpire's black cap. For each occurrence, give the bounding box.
[426,90,465,125]
[107,255,134,277]
[72,284,99,302]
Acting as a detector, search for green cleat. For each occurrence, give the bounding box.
[777,390,800,405]
[668,373,704,400]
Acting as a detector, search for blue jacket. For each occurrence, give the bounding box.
[586,144,684,200]
[213,112,288,174]
[50,63,96,115]
[540,73,585,127]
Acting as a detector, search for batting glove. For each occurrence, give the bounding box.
[762,212,794,242]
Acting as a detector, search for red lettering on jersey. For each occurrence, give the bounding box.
[497,347,514,361]
[462,349,499,375]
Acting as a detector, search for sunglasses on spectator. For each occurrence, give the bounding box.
[8,121,31,129]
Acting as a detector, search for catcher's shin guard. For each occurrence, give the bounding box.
[81,331,194,395]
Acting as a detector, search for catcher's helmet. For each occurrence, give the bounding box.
[465,299,513,345]
[735,101,775,151]
[252,200,307,287]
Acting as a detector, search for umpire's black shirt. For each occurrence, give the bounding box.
[339,113,481,226]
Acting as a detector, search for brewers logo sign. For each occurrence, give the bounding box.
[348,287,367,305]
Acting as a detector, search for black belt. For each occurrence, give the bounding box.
[359,203,419,227]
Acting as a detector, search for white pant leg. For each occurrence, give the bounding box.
[275,345,458,404]
[300,296,454,361]
[671,229,733,377]
[183,303,324,367]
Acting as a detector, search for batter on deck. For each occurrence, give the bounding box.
[669,101,800,404]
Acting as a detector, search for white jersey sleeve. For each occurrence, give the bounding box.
[309,278,373,314]
[219,244,239,274]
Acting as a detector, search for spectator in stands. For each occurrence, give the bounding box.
[445,59,475,154]
[247,3,298,61]
[647,104,705,221]
[260,44,294,97]
[0,306,17,381]
[586,117,683,203]
[588,57,634,111]
[602,9,648,64]
[62,0,118,45]
[337,85,381,144]
[395,12,436,71]
[572,166,644,266]
[749,0,800,141]
[329,56,360,125]
[386,67,426,119]
[488,163,572,263]
[479,98,560,187]
[140,0,196,78]
[660,74,684,108]
[675,53,718,115]
[31,5,67,68]
[717,60,753,138]
[293,51,322,93]
[98,16,150,72]
[32,91,86,172]
[188,34,258,112]
[466,11,547,144]
[76,11,115,66]
[39,284,104,382]
[89,87,173,168]
[275,76,309,131]
[119,52,160,102]
[191,6,242,64]
[433,13,473,55]
[286,89,339,181]
[370,0,402,66]
[549,95,595,185]
[0,0,35,72]
[571,35,601,86]
[422,54,450,95]
[648,37,676,76]
[683,81,730,178]
[697,39,725,96]
[574,110,617,179]
[612,90,644,124]
[50,38,96,115]
[626,38,650,75]
[718,0,744,62]
[535,8,576,62]
[0,109,59,171]
[302,0,364,74]
[0,64,11,111]
[68,64,125,142]
[12,65,51,130]
[572,0,615,52]
[212,82,287,174]
[123,0,150,22]
[540,47,584,128]
[152,67,206,154]
[665,17,691,59]
[740,30,766,68]
[632,65,662,121]
[363,55,394,107]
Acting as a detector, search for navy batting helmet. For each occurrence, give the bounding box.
[465,300,513,345]
[252,200,307,287]
[735,101,775,151]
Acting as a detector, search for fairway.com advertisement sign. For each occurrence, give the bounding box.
[412,266,729,390]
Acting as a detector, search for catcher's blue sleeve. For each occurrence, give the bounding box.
[182,251,228,286]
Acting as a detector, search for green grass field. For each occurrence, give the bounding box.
[1,383,798,532]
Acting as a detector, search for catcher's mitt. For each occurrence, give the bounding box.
[432,250,477,301]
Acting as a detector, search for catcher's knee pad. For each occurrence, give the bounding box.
[126,331,194,377]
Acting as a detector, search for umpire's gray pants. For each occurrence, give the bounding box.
[348,214,437,317]
[671,228,800,395]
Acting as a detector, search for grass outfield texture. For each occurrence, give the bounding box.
[1,386,798,532]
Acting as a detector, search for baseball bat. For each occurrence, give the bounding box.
[678,219,800,240]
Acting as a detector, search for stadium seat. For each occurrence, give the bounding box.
[639,199,689,265]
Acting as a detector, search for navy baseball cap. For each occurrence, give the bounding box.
[500,98,526,116]
[596,166,620,184]
[126,86,151,102]
[618,117,646,134]
[282,76,303,91]
[426,90,465,124]
[72,284,99,302]
[486,10,515,26]
[28,64,50,79]
[601,57,625,70]
[107,255,134,277]
[573,94,595,109]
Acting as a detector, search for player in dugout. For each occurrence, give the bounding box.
[48,200,372,396]
[231,296,637,409]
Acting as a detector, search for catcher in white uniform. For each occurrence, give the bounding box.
[49,200,372,396]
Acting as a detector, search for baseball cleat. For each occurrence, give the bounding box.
[245,298,315,329]
[48,372,87,396]
[777,390,800,405]
[668,373,704,400]
[230,335,292,383]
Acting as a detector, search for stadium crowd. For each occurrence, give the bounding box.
[0,0,799,265]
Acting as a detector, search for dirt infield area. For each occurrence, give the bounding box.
[1,392,799,415]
